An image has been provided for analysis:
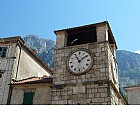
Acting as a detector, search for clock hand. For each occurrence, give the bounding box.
[74,54,81,63]
[80,55,88,61]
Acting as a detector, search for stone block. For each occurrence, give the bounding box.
[88,94,94,98]
[102,102,108,105]
[58,100,67,105]
[54,96,59,101]
[98,88,104,93]
[86,99,92,104]
[68,100,72,104]
[98,98,105,102]
[92,98,98,102]
[105,97,110,102]
[101,92,108,97]
[73,86,85,94]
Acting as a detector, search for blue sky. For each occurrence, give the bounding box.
[0,0,140,52]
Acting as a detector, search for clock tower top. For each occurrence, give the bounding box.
[52,21,126,105]
[54,21,117,49]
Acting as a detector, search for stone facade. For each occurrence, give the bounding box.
[52,21,127,105]
[1,21,127,105]
[10,83,52,105]
[0,37,52,105]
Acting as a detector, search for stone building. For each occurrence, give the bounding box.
[125,85,140,105]
[52,21,127,105]
[0,36,53,105]
[8,21,127,105]
[0,21,127,105]
[10,76,53,105]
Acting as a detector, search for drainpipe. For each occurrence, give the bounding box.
[7,84,12,105]
[6,40,22,104]
[15,40,22,79]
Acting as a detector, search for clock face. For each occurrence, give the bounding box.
[67,49,93,75]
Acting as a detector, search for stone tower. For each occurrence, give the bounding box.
[52,21,127,105]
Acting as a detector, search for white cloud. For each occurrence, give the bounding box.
[135,51,140,54]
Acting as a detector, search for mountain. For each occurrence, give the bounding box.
[24,34,140,86]
[117,50,140,86]
[24,34,55,68]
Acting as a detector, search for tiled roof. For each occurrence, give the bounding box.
[125,84,140,88]
[11,76,53,85]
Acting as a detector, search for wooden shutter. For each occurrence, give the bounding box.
[23,92,34,105]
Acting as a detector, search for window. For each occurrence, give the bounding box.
[23,92,34,105]
[0,47,7,57]
[0,73,2,78]
[0,71,4,78]
[0,75,2,85]
[67,26,97,46]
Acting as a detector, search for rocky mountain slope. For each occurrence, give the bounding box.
[116,50,140,86]
[24,34,140,86]
[24,34,55,68]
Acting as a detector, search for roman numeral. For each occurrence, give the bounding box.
[71,65,74,68]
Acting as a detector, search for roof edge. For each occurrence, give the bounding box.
[54,21,108,34]
[0,36,25,45]
[11,76,53,85]
[125,84,140,89]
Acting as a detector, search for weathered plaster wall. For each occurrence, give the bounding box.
[125,87,140,105]
[0,43,17,104]
[16,47,50,80]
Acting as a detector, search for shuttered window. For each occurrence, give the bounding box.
[0,47,7,57]
[23,92,34,105]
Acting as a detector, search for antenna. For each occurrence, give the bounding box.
[106,16,108,22]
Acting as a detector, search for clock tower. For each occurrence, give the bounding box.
[52,21,127,105]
